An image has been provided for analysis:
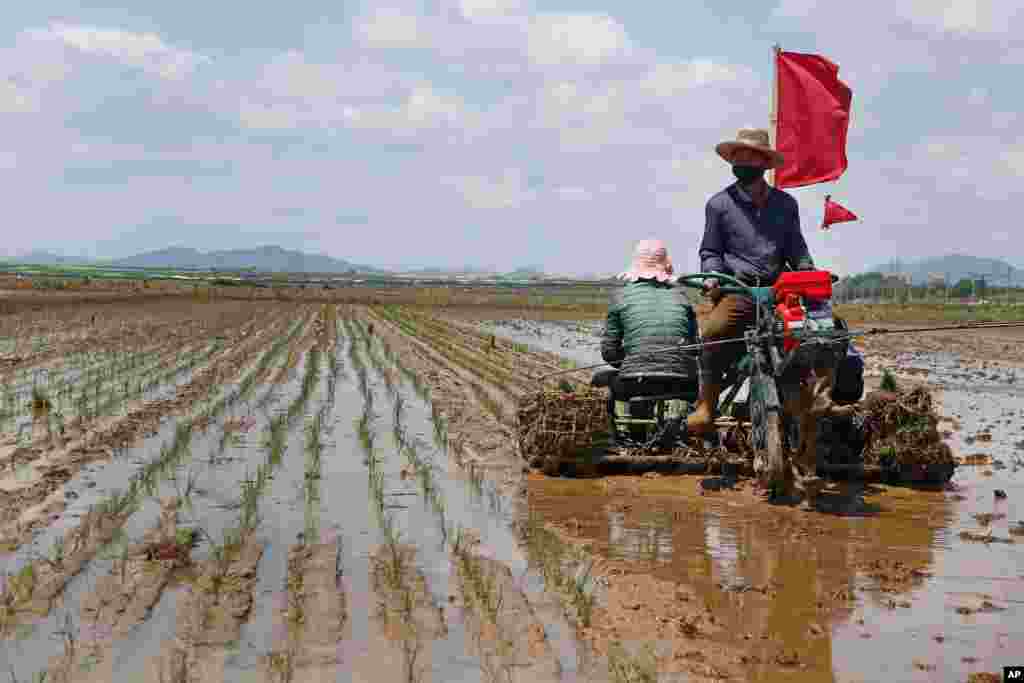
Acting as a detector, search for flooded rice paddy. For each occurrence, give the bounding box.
[0,303,1018,682]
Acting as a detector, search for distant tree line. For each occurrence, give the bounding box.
[835,271,1019,303]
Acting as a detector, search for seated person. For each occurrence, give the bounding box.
[601,239,698,413]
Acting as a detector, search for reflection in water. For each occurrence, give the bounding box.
[607,511,673,564]
[703,513,742,588]
[527,477,955,682]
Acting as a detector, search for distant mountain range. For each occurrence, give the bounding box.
[866,254,1023,285]
[2,246,549,277]
[109,246,379,273]
[4,246,379,273]
[20,246,1019,284]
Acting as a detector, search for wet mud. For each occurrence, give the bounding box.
[485,316,1024,682]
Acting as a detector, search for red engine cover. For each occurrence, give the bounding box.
[773,270,833,302]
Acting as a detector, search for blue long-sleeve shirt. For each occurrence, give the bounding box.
[699,182,814,285]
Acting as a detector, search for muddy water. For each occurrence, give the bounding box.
[480,319,604,370]
[498,318,1023,681]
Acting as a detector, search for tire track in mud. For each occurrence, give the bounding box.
[0,313,317,680]
[0,309,300,551]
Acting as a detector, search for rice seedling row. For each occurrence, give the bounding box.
[369,308,511,425]
[2,341,208,440]
[374,307,519,392]
[383,306,554,388]
[0,313,314,681]
[0,309,298,554]
[360,307,612,680]
[0,313,307,622]
[159,331,331,682]
[335,310,584,682]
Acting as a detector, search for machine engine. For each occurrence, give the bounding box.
[772,270,835,352]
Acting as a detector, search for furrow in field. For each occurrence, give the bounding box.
[385,306,568,391]
[354,306,613,681]
[2,335,222,457]
[365,308,515,428]
[31,497,191,683]
[336,309,601,681]
[0,313,313,677]
[158,320,333,683]
[375,306,529,396]
[0,301,269,386]
[0,309,299,550]
[0,309,303,577]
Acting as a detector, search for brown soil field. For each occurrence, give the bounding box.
[0,291,1018,683]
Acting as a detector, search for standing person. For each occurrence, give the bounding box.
[687,128,815,437]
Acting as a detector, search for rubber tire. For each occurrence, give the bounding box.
[754,411,787,489]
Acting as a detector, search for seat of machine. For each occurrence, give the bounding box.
[627,392,695,403]
[590,368,619,387]
[622,373,698,402]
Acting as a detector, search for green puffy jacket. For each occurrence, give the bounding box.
[600,280,698,380]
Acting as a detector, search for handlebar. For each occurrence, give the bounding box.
[675,272,753,297]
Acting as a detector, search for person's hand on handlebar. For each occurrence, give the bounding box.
[703,278,722,302]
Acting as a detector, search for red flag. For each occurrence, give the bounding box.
[774,50,853,189]
[822,195,857,230]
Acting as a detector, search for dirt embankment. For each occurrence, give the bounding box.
[160,530,264,682]
[265,538,346,682]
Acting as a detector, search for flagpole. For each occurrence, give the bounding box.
[768,43,781,187]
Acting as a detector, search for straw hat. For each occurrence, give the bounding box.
[715,128,785,169]
[618,239,674,283]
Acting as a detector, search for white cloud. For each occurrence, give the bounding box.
[342,84,466,136]
[354,8,424,47]
[256,51,407,101]
[457,0,523,22]
[1000,142,1024,178]
[774,0,1020,35]
[641,59,754,97]
[440,170,535,209]
[526,13,630,66]
[0,81,37,113]
[32,23,209,79]
[555,186,592,201]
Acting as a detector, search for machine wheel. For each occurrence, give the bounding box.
[754,412,786,488]
[750,378,786,489]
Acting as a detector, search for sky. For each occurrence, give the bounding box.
[1,1,1022,276]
